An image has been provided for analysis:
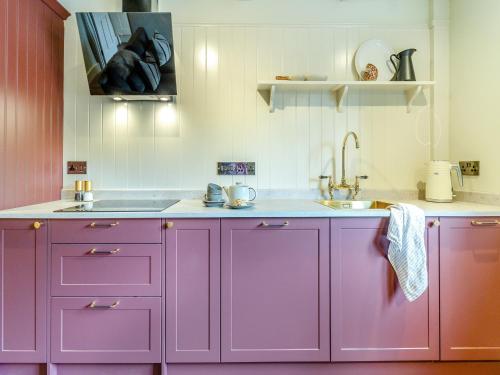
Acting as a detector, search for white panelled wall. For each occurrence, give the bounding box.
[450,0,500,196]
[61,0,442,194]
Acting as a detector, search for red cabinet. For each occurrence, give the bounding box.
[0,220,47,363]
[221,218,330,362]
[440,217,500,360]
[165,219,221,363]
[0,0,69,210]
[330,218,439,362]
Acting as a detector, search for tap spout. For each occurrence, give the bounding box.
[341,131,360,185]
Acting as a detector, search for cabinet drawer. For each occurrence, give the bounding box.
[50,219,162,244]
[51,297,161,363]
[51,244,162,296]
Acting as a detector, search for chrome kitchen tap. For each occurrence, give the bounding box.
[320,131,368,200]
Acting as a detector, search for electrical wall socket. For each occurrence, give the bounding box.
[67,161,87,175]
[217,162,255,176]
[459,161,480,176]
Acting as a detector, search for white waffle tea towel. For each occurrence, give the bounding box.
[387,203,428,302]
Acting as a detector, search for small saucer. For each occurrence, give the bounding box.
[203,200,225,208]
[226,202,255,209]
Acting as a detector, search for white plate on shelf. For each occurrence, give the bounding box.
[355,39,395,81]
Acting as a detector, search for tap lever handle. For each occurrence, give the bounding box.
[319,175,335,200]
[356,175,369,180]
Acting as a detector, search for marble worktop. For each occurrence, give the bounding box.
[1,198,500,219]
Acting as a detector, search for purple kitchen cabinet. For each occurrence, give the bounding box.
[330,218,439,362]
[221,218,330,363]
[50,219,162,244]
[0,220,47,363]
[440,217,500,360]
[165,219,221,363]
[51,244,162,296]
[51,297,161,363]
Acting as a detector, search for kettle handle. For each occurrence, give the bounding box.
[450,163,464,187]
[390,54,400,72]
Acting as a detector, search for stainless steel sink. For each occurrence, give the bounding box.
[318,200,392,210]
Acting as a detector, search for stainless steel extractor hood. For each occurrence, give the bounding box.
[76,0,176,101]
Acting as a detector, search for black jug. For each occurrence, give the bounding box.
[390,49,417,81]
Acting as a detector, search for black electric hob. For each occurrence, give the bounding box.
[55,200,179,212]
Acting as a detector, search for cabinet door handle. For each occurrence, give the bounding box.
[89,222,120,228]
[471,220,499,226]
[431,220,441,227]
[33,221,45,230]
[88,301,120,309]
[260,221,290,228]
[88,248,120,255]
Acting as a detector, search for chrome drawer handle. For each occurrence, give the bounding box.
[88,301,120,309]
[471,220,499,226]
[260,221,290,228]
[88,248,120,255]
[89,222,120,228]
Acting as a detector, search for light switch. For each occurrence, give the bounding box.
[67,161,87,175]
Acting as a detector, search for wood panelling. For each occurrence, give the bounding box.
[41,0,70,20]
[0,0,67,210]
[63,20,432,191]
[0,0,5,209]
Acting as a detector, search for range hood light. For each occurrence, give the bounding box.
[113,97,123,102]
[159,96,172,102]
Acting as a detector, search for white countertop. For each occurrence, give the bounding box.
[1,199,500,219]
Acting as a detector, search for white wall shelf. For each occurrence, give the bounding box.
[257,81,435,114]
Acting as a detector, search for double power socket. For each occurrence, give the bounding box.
[459,161,480,176]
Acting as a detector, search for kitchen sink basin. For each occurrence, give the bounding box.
[318,200,393,210]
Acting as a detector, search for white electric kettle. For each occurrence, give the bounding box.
[425,161,463,203]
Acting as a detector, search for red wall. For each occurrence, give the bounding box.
[0,0,68,210]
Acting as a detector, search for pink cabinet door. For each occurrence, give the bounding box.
[51,244,162,296]
[51,297,161,363]
[0,220,47,363]
[441,217,500,360]
[221,218,330,362]
[331,218,439,362]
[165,219,220,363]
